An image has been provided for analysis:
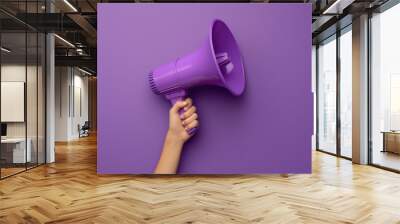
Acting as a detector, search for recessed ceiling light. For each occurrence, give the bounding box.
[63,0,78,12]
[78,67,93,76]
[54,34,75,48]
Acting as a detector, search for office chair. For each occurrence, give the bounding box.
[79,121,90,138]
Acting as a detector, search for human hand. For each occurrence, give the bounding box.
[154,98,199,174]
[167,98,199,144]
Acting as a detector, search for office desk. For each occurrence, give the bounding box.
[382,131,400,154]
[1,138,32,163]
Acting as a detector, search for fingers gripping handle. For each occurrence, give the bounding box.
[166,90,197,136]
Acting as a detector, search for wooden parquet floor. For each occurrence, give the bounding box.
[1,134,400,224]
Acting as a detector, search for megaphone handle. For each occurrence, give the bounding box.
[166,90,197,136]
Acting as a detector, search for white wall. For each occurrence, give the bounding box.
[1,65,27,140]
[1,65,40,137]
[55,66,69,141]
[1,82,25,122]
[72,73,89,138]
[1,63,46,164]
[55,66,89,141]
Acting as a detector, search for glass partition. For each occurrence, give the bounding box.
[317,35,337,154]
[0,1,46,179]
[38,32,45,165]
[0,31,28,177]
[27,31,38,169]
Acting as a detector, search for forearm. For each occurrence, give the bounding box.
[154,132,184,174]
[154,98,198,174]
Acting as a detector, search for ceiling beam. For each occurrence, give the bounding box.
[55,55,96,70]
[67,13,97,40]
[323,0,356,14]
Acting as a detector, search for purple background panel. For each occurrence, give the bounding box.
[97,3,313,174]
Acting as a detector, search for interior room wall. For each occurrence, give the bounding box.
[1,64,40,139]
[1,63,45,165]
[71,72,89,138]
[55,66,70,141]
[55,66,89,141]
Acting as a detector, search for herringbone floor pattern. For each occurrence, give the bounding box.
[1,134,400,223]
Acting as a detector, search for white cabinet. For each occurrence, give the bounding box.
[1,138,32,163]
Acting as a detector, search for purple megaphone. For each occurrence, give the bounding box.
[148,19,246,135]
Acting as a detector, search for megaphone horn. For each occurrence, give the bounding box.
[148,19,246,135]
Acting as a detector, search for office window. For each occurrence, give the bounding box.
[339,28,352,158]
[371,3,400,171]
[317,36,337,154]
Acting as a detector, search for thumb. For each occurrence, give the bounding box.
[171,100,187,113]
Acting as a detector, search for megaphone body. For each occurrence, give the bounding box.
[149,19,245,135]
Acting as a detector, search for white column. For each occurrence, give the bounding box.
[46,33,55,163]
[352,14,369,164]
[46,1,55,163]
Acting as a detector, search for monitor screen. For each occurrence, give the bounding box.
[1,123,7,137]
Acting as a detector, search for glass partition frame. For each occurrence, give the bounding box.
[0,0,47,179]
[316,25,353,160]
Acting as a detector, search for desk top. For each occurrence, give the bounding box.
[381,131,400,134]
[1,138,30,143]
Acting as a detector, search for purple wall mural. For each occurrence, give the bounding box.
[98,3,313,174]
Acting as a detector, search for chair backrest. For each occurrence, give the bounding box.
[82,121,90,129]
